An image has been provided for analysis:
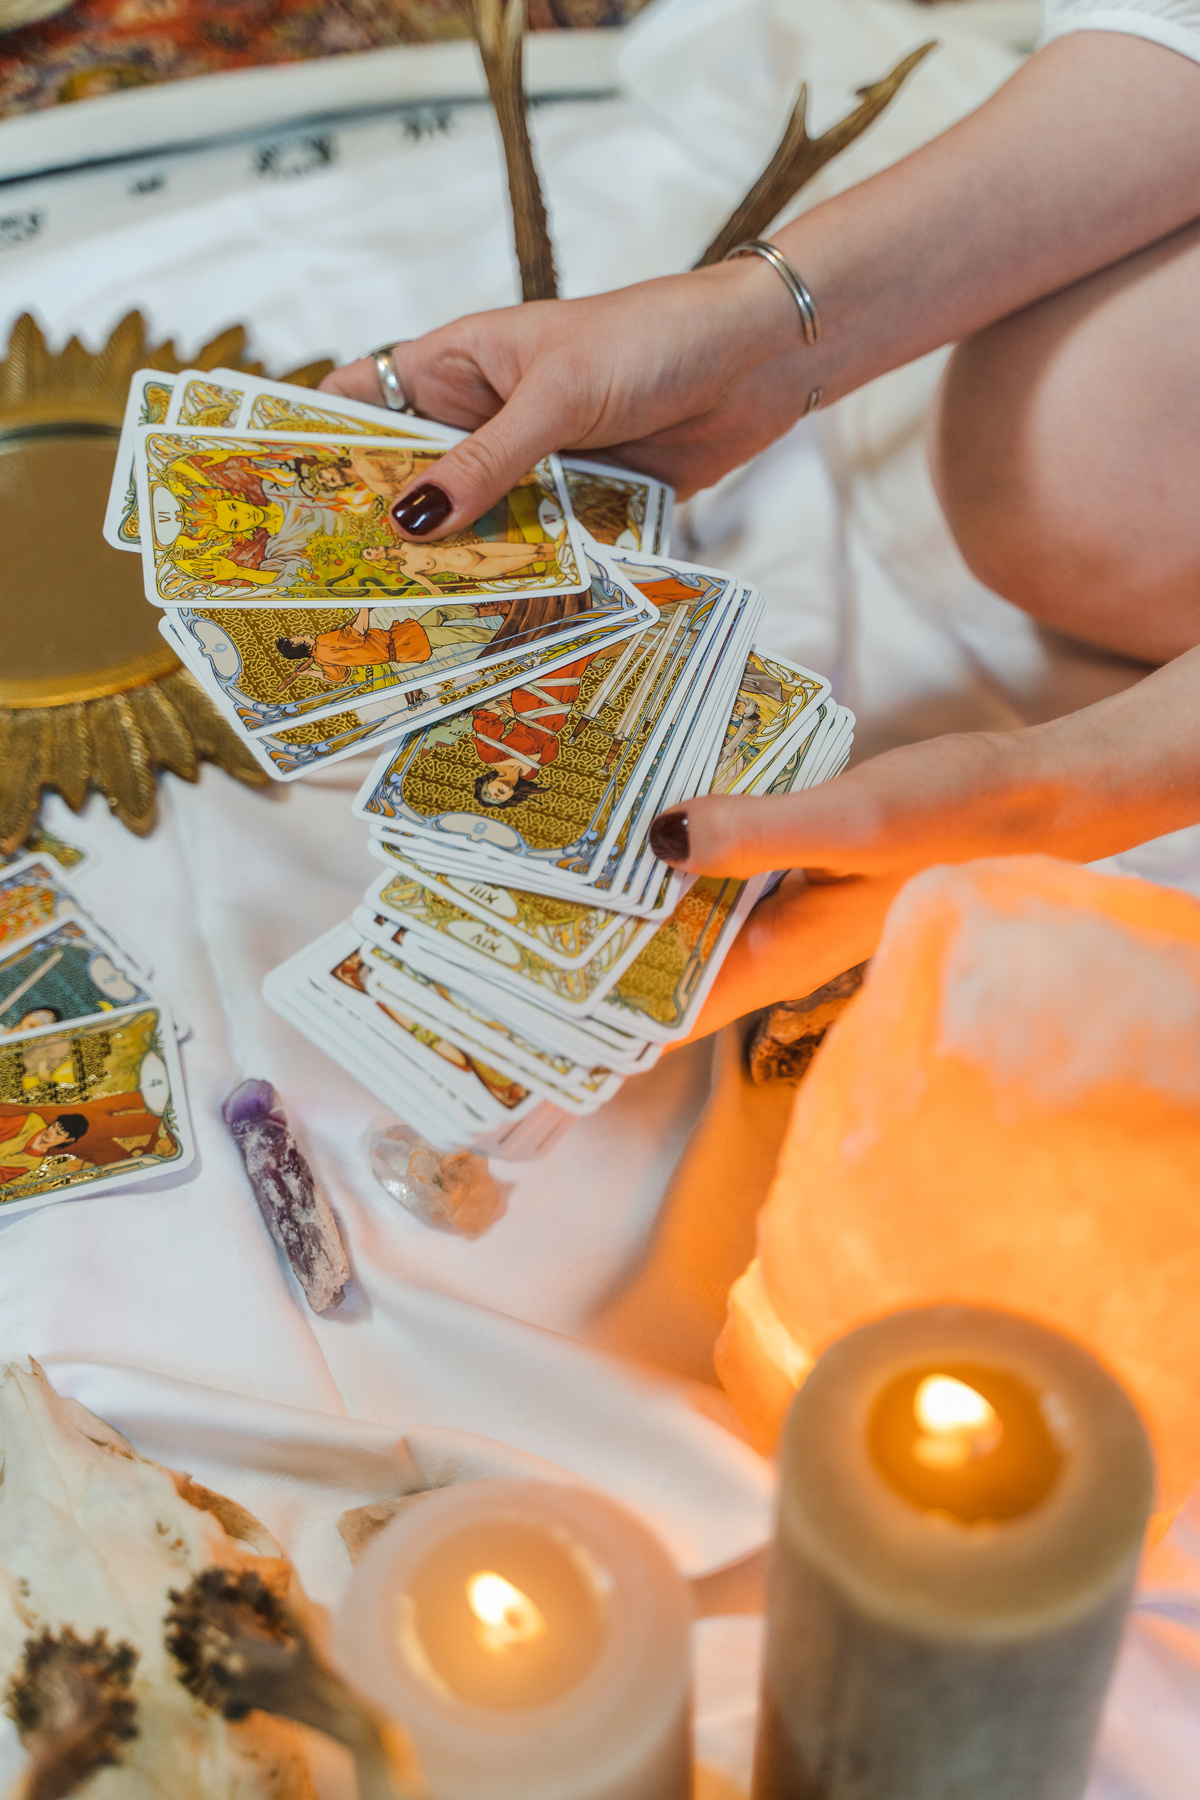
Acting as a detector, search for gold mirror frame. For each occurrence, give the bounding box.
[0,311,332,850]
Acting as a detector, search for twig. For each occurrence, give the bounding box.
[468,0,559,300]
[695,43,938,268]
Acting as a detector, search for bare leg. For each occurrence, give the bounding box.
[931,218,1200,664]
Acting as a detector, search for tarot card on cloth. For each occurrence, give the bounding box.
[0,918,151,1036]
[0,1006,194,1214]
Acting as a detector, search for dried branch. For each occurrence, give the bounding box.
[468,0,558,300]
[695,42,937,268]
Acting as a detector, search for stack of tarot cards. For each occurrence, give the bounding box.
[102,368,852,1157]
[103,366,674,779]
[265,542,854,1160]
[0,856,195,1214]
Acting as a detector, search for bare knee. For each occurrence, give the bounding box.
[929,230,1200,663]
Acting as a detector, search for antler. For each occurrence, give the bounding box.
[467,0,558,301]
[695,41,938,268]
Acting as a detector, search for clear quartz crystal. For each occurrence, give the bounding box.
[368,1123,502,1236]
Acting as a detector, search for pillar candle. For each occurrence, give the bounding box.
[334,1478,691,1800]
[753,1304,1154,1800]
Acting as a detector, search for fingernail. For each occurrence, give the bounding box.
[649,809,690,864]
[390,483,452,536]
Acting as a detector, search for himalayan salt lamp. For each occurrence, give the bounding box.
[754,1304,1153,1800]
[716,855,1200,1510]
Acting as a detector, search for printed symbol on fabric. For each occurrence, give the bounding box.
[254,134,337,180]
[0,212,44,248]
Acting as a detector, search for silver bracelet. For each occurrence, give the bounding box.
[726,238,823,415]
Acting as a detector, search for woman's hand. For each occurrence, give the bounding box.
[320,263,814,535]
[657,656,1200,1040]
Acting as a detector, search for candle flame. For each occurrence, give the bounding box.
[912,1375,1002,1469]
[465,1571,546,1653]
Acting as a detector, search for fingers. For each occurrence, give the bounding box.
[676,868,906,1045]
[647,732,1033,881]
[387,368,585,542]
[318,357,384,406]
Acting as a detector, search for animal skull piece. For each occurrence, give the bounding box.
[0,1359,315,1798]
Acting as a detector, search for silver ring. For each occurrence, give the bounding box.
[372,343,418,414]
[803,386,823,416]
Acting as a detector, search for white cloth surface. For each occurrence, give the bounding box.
[1042,0,1200,64]
[4,0,1200,1792]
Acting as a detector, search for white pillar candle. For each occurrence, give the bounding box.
[753,1304,1155,1800]
[334,1478,691,1800]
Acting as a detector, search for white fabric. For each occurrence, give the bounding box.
[1041,0,1200,66]
[3,0,1200,1793]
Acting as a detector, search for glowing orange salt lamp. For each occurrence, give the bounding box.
[716,854,1200,1511]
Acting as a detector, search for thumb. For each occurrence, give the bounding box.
[387,378,570,543]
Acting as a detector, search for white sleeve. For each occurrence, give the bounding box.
[1041,0,1200,65]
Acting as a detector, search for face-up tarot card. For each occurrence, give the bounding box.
[0,1006,194,1215]
[0,919,151,1037]
[134,429,588,609]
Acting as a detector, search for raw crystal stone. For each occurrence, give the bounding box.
[222,1079,349,1313]
[717,855,1200,1510]
[369,1123,502,1236]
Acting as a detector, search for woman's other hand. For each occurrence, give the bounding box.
[656,659,1200,1039]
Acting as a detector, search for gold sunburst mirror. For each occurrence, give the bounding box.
[0,311,333,851]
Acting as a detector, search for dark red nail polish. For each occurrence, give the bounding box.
[390,483,452,536]
[649,810,690,864]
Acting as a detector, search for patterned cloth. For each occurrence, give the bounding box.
[0,0,649,119]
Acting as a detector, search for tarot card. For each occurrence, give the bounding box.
[365,838,655,972]
[711,650,829,796]
[166,367,462,445]
[308,937,545,1128]
[267,936,570,1155]
[265,970,476,1147]
[134,428,588,608]
[596,874,772,1043]
[0,857,136,966]
[0,1005,195,1215]
[157,561,654,784]
[561,457,673,557]
[357,869,658,1018]
[103,369,178,551]
[356,910,658,1075]
[0,920,151,1037]
[353,556,741,885]
[161,545,655,738]
[367,849,644,979]
[591,590,762,906]
[358,940,624,1112]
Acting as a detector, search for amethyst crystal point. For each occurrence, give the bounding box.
[222,1079,349,1313]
